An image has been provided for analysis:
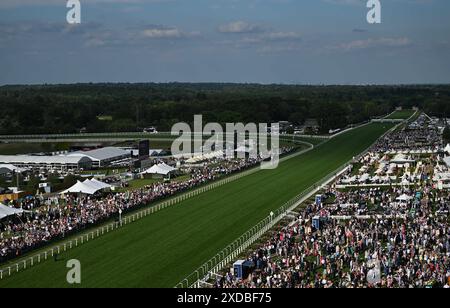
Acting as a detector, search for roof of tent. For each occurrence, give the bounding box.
[0,164,26,174]
[158,163,176,172]
[0,204,24,220]
[141,163,176,175]
[62,180,100,195]
[67,147,130,162]
[84,178,112,190]
[0,155,91,165]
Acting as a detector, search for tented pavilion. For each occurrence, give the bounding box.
[62,179,112,195]
[0,203,24,220]
[140,163,177,179]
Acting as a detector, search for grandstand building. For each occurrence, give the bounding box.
[66,147,131,168]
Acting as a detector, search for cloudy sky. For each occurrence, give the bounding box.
[0,0,449,85]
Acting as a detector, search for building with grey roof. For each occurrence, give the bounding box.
[0,155,92,170]
[66,147,131,168]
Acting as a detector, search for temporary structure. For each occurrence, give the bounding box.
[141,163,176,176]
[0,164,26,175]
[0,203,24,220]
[62,180,101,195]
[83,178,112,190]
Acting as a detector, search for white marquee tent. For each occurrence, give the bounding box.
[84,178,112,190]
[0,204,24,220]
[141,163,176,176]
[0,164,26,174]
[62,179,111,195]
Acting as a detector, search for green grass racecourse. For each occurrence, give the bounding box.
[386,109,416,119]
[0,123,394,288]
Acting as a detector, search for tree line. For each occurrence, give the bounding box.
[1,83,449,135]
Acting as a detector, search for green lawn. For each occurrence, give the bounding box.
[386,109,416,120]
[0,123,394,288]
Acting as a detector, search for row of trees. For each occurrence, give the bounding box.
[1,83,449,135]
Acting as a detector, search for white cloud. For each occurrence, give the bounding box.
[218,21,265,34]
[337,37,412,51]
[142,27,182,39]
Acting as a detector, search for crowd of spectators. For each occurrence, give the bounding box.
[372,116,442,153]
[217,185,450,288]
[215,124,450,289]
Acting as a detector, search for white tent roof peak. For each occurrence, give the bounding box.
[83,178,112,190]
[61,180,108,195]
[141,163,176,175]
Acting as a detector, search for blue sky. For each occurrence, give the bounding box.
[0,0,449,85]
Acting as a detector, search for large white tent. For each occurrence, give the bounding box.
[0,204,24,220]
[62,179,111,195]
[62,181,98,195]
[84,178,112,190]
[0,164,26,175]
[141,163,176,176]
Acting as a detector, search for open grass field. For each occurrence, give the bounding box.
[386,109,416,119]
[0,123,394,288]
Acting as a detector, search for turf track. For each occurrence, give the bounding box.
[0,122,394,288]
[385,109,416,119]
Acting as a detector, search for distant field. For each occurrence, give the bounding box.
[0,123,394,288]
[386,109,416,119]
